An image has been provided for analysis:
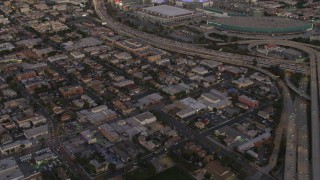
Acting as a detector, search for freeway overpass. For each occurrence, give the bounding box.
[92,1,320,179]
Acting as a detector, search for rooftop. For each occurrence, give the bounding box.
[24,125,48,139]
[134,112,156,122]
[143,5,194,17]
[0,157,24,180]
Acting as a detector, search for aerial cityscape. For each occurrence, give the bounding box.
[0,0,319,179]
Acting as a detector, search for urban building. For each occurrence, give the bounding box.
[137,5,204,23]
[238,95,259,108]
[133,112,157,125]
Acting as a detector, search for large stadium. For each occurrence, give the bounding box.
[207,17,313,35]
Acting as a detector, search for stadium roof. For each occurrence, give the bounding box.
[208,17,313,34]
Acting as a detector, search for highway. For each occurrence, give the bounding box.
[310,48,320,180]
[226,39,319,180]
[91,0,320,179]
[233,40,319,180]
[296,77,309,180]
[92,0,312,74]
[284,73,310,100]
[260,80,292,174]
[284,95,297,180]
[284,76,310,180]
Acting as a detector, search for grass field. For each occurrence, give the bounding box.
[148,166,195,180]
[157,155,174,168]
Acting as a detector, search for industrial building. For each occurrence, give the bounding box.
[137,5,205,23]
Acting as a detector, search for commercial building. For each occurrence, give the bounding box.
[78,105,117,124]
[16,115,46,129]
[201,93,220,103]
[180,97,206,111]
[237,132,271,152]
[137,5,204,23]
[98,124,120,142]
[198,89,232,110]
[0,140,32,155]
[0,42,15,52]
[0,157,24,180]
[59,85,84,97]
[136,93,163,108]
[64,37,103,51]
[232,77,254,88]
[204,160,235,180]
[24,125,48,139]
[70,51,85,59]
[192,66,208,75]
[30,21,69,34]
[16,71,37,81]
[48,54,68,62]
[34,152,58,164]
[133,112,157,125]
[200,60,222,68]
[90,160,108,173]
[176,107,196,119]
[115,39,166,58]
[238,95,259,108]
[80,130,97,144]
[115,39,149,53]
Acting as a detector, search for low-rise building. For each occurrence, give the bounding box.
[90,160,108,173]
[79,105,117,124]
[237,132,271,152]
[133,112,157,125]
[59,85,84,97]
[238,95,259,108]
[136,93,163,108]
[195,121,206,129]
[24,125,48,139]
[176,107,196,119]
[16,71,37,81]
[0,140,32,155]
[16,115,46,128]
[70,51,85,59]
[98,124,120,142]
[192,66,208,75]
[0,42,15,52]
[232,77,253,88]
[198,89,231,110]
[80,130,97,144]
[0,157,24,180]
[204,160,235,180]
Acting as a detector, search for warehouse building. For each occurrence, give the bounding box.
[137,5,205,23]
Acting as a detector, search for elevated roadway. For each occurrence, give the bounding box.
[92,0,311,72]
[284,73,311,100]
[284,77,310,180]
[225,39,319,180]
[296,77,310,180]
[92,1,319,179]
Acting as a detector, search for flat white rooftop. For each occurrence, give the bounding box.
[143,5,194,17]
